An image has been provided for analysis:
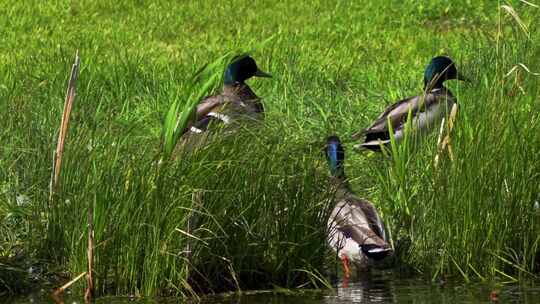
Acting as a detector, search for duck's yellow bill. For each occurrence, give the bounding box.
[255,68,272,78]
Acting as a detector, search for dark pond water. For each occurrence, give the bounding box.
[5,272,540,303]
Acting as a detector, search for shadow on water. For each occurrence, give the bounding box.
[5,271,540,304]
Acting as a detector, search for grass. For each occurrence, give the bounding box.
[1,0,540,298]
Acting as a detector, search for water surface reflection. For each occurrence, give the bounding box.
[6,271,540,303]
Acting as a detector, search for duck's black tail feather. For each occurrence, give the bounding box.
[360,244,393,261]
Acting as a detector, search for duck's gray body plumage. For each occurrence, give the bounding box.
[327,185,392,268]
[356,88,456,151]
[205,82,265,122]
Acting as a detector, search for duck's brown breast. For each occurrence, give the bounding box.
[221,83,265,117]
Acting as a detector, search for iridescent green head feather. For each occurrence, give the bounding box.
[424,56,466,89]
[224,55,271,85]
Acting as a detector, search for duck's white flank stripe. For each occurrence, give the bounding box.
[190,127,203,133]
[207,112,231,124]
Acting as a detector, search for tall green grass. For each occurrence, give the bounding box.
[50,124,332,297]
[1,0,539,297]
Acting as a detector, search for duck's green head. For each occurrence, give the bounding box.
[424,56,466,89]
[325,135,345,179]
[224,55,272,85]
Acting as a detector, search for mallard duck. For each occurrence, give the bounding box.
[174,55,271,153]
[325,135,393,278]
[189,54,271,133]
[353,56,466,152]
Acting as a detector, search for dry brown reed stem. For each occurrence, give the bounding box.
[52,271,87,297]
[50,51,80,200]
[435,103,459,167]
[443,103,459,160]
[85,199,95,302]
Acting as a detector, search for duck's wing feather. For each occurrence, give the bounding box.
[195,95,224,118]
[354,93,440,141]
[177,94,225,136]
[350,197,387,242]
[330,197,388,247]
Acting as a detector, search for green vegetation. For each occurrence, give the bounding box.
[1,0,539,298]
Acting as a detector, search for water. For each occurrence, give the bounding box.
[5,272,540,303]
